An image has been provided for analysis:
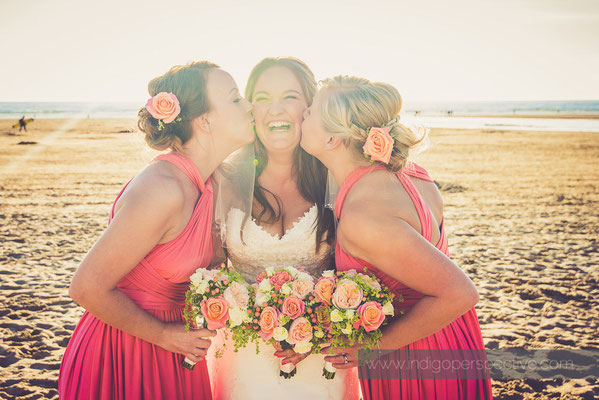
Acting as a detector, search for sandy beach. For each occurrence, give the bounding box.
[0,118,597,399]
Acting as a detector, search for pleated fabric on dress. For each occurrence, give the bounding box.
[59,153,214,400]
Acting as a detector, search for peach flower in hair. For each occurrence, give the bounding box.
[363,126,394,164]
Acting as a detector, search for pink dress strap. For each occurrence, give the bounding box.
[153,152,206,192]
[403,161,433,182]
[396,170,434,243]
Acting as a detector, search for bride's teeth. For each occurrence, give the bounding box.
[268,121,291,131]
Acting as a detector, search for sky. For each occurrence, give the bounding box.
[1,0,598,103]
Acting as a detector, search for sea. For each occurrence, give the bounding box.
[1,100,599,132]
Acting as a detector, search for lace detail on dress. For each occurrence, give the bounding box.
[225,204,332,283]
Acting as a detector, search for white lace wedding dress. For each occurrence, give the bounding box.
[207,205,359,400]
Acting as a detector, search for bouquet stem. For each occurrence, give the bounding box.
[280,359,297,379]
[322,361,336,380]
[181,316,205,370]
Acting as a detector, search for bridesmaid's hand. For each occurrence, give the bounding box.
[322,343,363,370]
[160,323,217,363]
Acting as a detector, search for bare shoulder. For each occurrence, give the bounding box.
[114,161,186,218]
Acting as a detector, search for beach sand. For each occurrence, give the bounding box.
[1,119,597,399]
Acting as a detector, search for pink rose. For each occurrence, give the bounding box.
[270,271,293,291]
[363,126,394,164]
[357,301,386,332]
[223,281,249,308]
[287,317,313,344]
[145,92,181,123]
[258,306,279,341]
[314,277,335,306]
[332,279,363,310]
[200,297,229,330]
[291,279,314,300]
[281,296,305,319]
[255,271,267,284]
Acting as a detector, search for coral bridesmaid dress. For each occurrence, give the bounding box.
[334,163,493,400]
[59,153,213,399]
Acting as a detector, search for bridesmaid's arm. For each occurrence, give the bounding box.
[69,174,215,362]
[338,207,479,350]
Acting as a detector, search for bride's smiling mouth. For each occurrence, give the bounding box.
[268,120,292,132]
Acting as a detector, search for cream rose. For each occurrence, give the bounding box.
[291,279,314,300]
[332,279,363,310]
[287,317,313,345]
[223,281,249,309]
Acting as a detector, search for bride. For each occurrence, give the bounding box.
[207,57,359,399]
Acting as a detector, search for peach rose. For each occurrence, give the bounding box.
[258,306,279,341]
[357,301,386,332]
[332,279,363,310]
[200,297,229,330]
[223,281,249,309]
[281,296,305,319]
[270,271,293,291]
[363,126,394,164]
[255,271,267,284]
[286,317,313,344]
[291,279,314,300]
[314,277,335,305]
[145,92,181,123]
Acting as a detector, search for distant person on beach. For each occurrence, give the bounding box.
[19,116,27,131]
[58,61,255,399]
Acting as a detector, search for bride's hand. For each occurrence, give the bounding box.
[274,347,312,367]
[159,323,217,363]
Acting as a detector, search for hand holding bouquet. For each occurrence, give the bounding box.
[182,263,254,369]
[245,266,329,378]
[320,268,398,379]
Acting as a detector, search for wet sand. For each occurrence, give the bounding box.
[0,119,597,399]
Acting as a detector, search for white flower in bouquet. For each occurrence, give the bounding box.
[341,322,353,336]
[228,307,244,327]
[345,309,355,319]
[201,269,217,281]
[255,290,269,307]
[273,326,289,341]
[190,270,203,285]
[322,270,336,279]
[195,281,209,295]
[314,329,325,338]
[382,301,395,316]
[294,340,313,354]
[285,266,299,277]
[258,279,273,292]
[330,309,343,323]
[265,266,275,276]
[280,282,293,295]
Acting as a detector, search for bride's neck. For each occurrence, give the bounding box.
[261,149,296,183]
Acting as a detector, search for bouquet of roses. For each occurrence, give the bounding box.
[182,263,255,370]
[244,266,331,379]
[320,269,398,379]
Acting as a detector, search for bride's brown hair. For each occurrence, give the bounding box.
[245,57,335,250]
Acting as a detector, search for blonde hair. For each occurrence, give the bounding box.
[138,61,219,151]
[318,75,425,173]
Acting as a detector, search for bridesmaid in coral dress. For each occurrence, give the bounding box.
[59,61,255,399]
[300,76,493,399]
